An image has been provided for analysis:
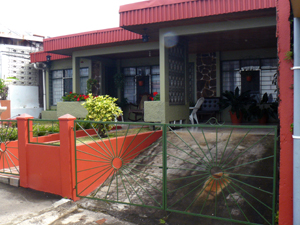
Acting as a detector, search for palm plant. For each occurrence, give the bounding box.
[247,93,277,123]
[219,87,255,119]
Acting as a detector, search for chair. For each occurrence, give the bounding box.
[189,97,205,124]
[128,94,149,121]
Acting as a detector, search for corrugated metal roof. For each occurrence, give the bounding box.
[43,28,141,52]
[119,0,276,27]
[30,52,70,63]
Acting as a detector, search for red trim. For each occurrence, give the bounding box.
[43,27,141,52]
[120,0,276,27]
[30,52,70,63]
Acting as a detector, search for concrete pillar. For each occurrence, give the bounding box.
[277,0,294,224]
[72,56,81,93]
[17,113,34,188]
[58,114,78,200]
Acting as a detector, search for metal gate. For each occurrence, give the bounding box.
[0,120,19,176]
[74,121,277,225]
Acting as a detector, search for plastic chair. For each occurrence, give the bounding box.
[189,97,205,124]
[114,107,124,122]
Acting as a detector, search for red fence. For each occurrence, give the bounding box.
[16,114,161,201]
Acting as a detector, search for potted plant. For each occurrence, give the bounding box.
[247,93,277,124]
[219,87,255,124]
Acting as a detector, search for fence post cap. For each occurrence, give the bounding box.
[17,113,34,119]
[58,114,76,121]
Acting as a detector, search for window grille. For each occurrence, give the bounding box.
[221,59,277,101]
[123,66,159,104]
[50,68,89,105]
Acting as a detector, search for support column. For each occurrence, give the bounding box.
[72,56,81,93]
[158,31,189,123]
[46,68,50,109]
[59,114,78,200]
[277,0,294,224]
[17,113,34,188]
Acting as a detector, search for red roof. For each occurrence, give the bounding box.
[30,52,70,63]
[119,0,276,27]
[43,27,141,53]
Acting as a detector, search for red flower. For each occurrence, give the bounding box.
[74,96,77,98]
[77,98,80,101]
[69,91,72,94]
[153,92,158,96]
[149,97,154,101]
[79,95,82,97]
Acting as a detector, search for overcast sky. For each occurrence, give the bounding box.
[0,0,146,38]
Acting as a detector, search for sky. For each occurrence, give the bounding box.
[0,0,147,38]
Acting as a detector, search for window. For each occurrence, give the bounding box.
[221,59,277,101]
[123,66,159,104]
[50,68,89,105]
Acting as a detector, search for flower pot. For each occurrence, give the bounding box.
[229,111,243,125]
[258,114,268,124]
[138,81,144,86]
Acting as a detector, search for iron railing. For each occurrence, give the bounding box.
[74,121,278,225]
[28,119,60,145]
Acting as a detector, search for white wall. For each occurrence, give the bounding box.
[8,85,42,118]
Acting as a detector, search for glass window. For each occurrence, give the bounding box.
[80,68,89,94]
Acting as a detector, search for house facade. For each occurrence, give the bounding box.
[30,0,294,224]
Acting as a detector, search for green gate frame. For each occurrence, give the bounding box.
[74,121,278,225]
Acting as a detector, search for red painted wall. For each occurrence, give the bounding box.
[0,100,11,120]
[30,129,97,144]
[25,144,62,194]
[277,0,294,224]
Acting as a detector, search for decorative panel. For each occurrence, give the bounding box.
[188,62,195,104]
[168,41,185,105]
[197,53,217,98]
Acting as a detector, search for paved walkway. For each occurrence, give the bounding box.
[0,182,137,225]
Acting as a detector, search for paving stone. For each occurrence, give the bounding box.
[0,176,9,184]
[9,177,20,187]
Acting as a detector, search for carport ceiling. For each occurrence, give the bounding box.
[187,26,277,53]
[89,26,276,60]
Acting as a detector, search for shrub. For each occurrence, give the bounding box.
[32,123,60,137]
[0,127,18,141]
[75,121,92,130]
[82,94,122,135]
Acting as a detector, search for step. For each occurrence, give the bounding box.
[0,167,20,187]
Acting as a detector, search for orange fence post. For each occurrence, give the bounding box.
[17,113,34,188]
[58,114,78,200]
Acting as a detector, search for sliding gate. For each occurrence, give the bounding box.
[74,121,277,225]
